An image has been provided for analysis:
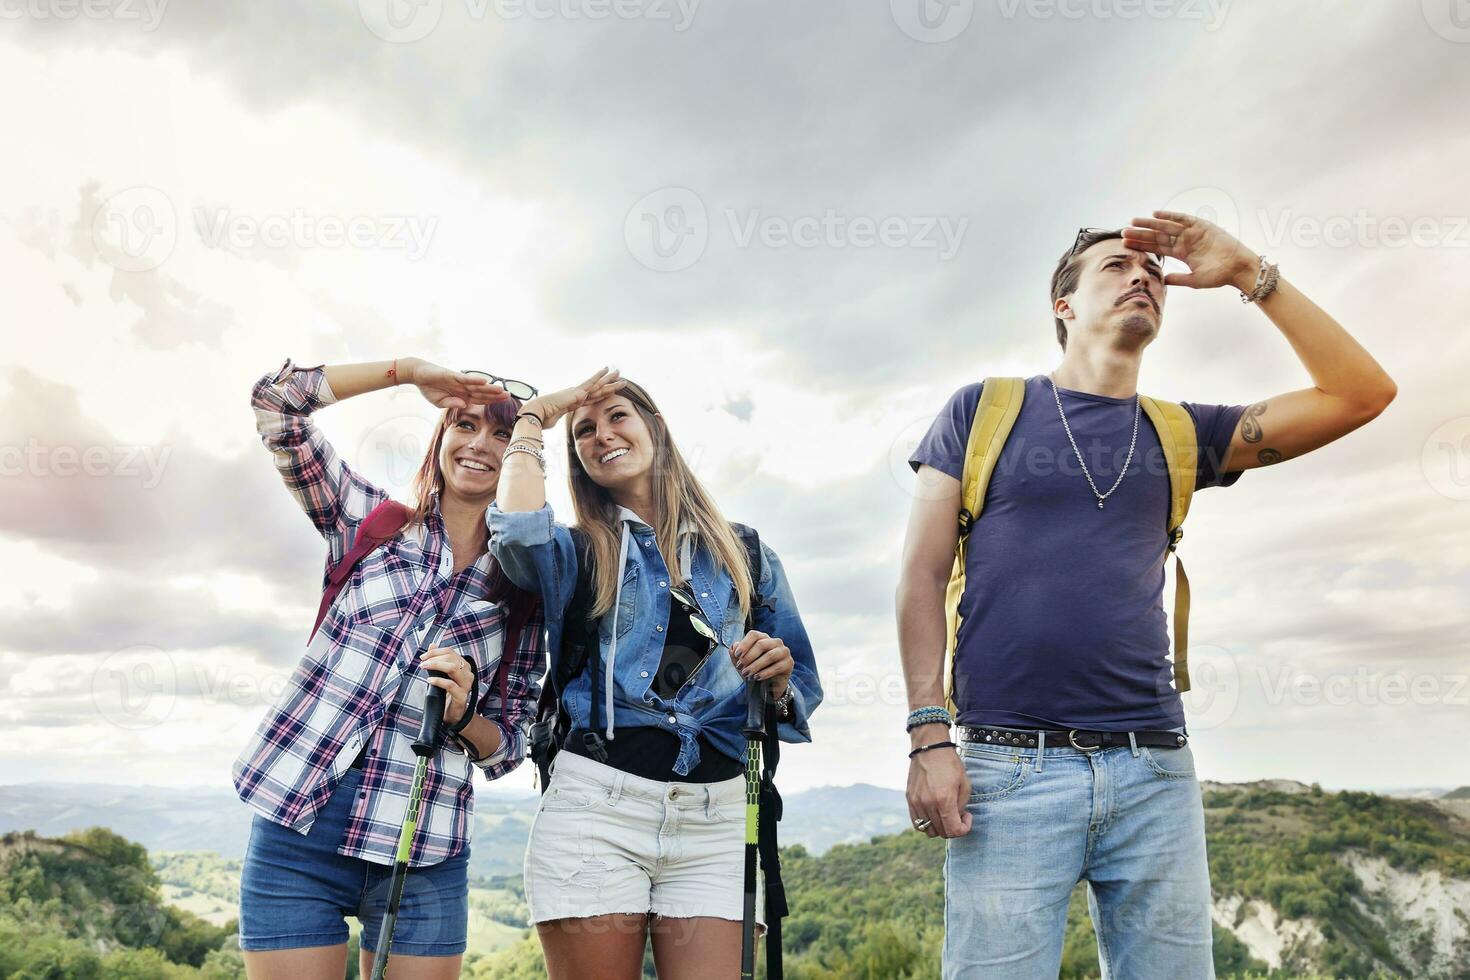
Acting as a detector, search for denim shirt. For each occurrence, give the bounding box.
[487,502,821,776]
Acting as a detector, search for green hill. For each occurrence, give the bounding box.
[5,781,1469,979]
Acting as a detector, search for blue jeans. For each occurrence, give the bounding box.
[239,768,470,956]
[943,733,1214,979]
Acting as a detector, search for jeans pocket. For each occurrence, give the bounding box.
[962,748,1028,803]
[539,776,607,812]
[1142,744,1196,779]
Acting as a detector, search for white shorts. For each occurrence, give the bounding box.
[523,751,765,928]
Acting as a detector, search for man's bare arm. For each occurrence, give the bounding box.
[1218,276,1397,472]
[897,464,973,838]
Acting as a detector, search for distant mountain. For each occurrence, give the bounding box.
[0,780,909,880]
[1444,786,1470,801]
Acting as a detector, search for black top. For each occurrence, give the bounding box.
[563,587,743,782]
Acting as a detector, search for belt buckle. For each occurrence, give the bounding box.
[1067,729,1100,753]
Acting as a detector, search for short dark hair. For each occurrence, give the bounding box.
[1049,228,1124,352]
[1049,229,1168,351]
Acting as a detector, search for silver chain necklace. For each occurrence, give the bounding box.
[1047,373,1140,510]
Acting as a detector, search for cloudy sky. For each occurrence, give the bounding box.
[2,1,1468,800]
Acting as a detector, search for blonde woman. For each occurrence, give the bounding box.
[234,357,546,980]
[488,370,823,980]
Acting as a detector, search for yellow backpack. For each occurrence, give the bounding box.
[942,377,1198,713]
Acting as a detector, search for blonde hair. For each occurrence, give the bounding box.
[566,380,753,620]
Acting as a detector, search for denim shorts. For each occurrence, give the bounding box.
[524,751,763,928]
[238,768,469,957]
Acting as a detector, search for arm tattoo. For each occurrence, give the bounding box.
[1258,448,1283,465]
[1241,401,1267,443]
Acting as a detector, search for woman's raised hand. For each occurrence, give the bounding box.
[407,358,515,411]
[523,368,625,428]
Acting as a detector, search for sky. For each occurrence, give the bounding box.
[2,1,1468,799]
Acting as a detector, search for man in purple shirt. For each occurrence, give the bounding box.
[897,213,1396,979]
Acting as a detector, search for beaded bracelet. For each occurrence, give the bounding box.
[906,705,953,732]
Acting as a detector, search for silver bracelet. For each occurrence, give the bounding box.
[502,443,545,470]
[1241,255,1280,304]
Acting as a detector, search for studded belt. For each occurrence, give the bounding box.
[957,726,1189,752]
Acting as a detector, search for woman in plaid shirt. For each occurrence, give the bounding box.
[232,356,585,980]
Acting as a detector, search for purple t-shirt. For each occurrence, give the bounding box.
[909,375,1245,731]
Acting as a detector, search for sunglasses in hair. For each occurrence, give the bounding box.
[1069,226,1166,266]
[463,370,538,400]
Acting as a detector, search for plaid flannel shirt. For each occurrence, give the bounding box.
[232,359,545,868]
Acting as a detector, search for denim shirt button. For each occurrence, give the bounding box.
[640,670,649,678]
[656,625,664,632]
[667,714,677,725]
[700,592,708,598]
[658,580,667,588]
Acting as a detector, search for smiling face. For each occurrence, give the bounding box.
[1053,236,1167,349]
[569,394,657,495]
[436,403,514,503]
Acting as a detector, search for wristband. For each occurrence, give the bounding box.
[514,411,544,428]
[908,740,958,759]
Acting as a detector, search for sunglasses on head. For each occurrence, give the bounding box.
[463,370,538,400]
[1069,226,1166,267]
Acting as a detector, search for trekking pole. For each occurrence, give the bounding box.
[369,661,449,980]
[741,678,767,980]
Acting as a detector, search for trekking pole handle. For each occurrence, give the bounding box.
[414,669,448,756]
[742,678,768,738]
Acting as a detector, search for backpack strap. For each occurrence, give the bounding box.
[944,378,1025,714]
[309,499,409,642]
[531,527,598,789]
[1140,396,1198,693]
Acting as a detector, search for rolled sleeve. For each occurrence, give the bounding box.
[755,541,821,744]
[486,503,577,619]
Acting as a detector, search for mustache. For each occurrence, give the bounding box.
[1117,289,1158,312]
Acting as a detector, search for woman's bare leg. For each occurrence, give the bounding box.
[356,949,463,980]
[243,945,347,980]
[537,913,649,980]
[650,916,753,980]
